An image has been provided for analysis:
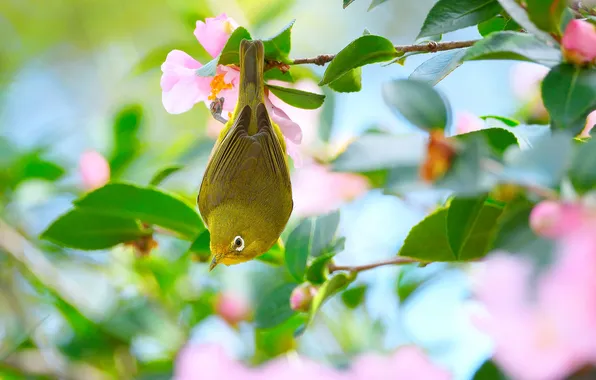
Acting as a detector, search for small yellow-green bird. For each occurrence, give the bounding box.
[198,39,293,270]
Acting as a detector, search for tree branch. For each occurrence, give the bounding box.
[328,256,426,274]
[290,40,478,66]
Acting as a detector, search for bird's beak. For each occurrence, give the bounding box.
[209,255,220,271]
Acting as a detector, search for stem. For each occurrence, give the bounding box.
[290,40,478,66]
[328,256,425,274]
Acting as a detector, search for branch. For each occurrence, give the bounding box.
[328,256,426,274]
[290,40,478,66]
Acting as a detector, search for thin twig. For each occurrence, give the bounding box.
[328,256,425,274]
[290,40,478,66]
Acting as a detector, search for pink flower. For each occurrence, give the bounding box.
[580,110,596,138]
[562,19,596,65]
[349,346,451,380]
[291,162,370,217]
[160,13,304,165]
[529,201,584,239]
[214,292,251,326]
[453,111,484,135]
[174,344,255,380]
[289,283,317,312]
[79,150,110,190]
[510,63,549,122]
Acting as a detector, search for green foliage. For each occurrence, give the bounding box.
[478,14,522,36]
[418,0,502,38]
[497,0,556,42]
[304,273,354,330]
[542,65,596,135]
[188,230,211,262]
[525,0,567,34]
[109,105,143,177]
[368,0,389,11]
[265,84,325,109]
[255,283,298,329]
[319,35,396,87]
[382,79,450,131]
[149,165,184,186]
[305,252,336,284]
[218,27,253,65]
[341,284,367,309]
[473,360,509,379]
[569,138,596,193]
[263,20,295,62]
[328,68,362,93]
[196,56,219,77]
[409,49,467,86]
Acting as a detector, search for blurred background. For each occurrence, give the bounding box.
[0,0,534,379]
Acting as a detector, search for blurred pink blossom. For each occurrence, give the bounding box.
[160,13,303,165]
[214,292,251,326]
[580,110,596,138]
[174,343,451,380]
[562,19,596,65]
[79,150,110,190]
[529,201,583,239]
[510,62,549,122]
[454,111,484,135]
[291,162,370,217]
[289,283,317,312]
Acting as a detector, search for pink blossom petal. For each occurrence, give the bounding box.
[257,357,345,380]
[529,201,584,239]
[266,97,303,144]
[194,14,238,58]
[215,292,251,326]
[160,50,211,114]
[79,150,110,190]
[562,20,596,64]
[454,111,484,135]
[580,110,596,138]
[510,62,549,100]
[285,138,303,168]
[174,344,253,380]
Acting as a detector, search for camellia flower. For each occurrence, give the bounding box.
[174,343,451,380]
[453,111,484,135]
[561,19,596,65]
[529,200,583,239]
[214,292,251,327]
[510,62,549,123]
[160,13,304,165]
[79,150,110,190]
[289,283,318,312]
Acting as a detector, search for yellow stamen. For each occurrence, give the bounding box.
[208,73,233,101]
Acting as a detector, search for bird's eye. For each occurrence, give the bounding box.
[233,236,244,251]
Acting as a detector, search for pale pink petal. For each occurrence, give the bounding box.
[257,356,345,380]
[510,62,549,100]
[562,20,596,64]
[291,163,370,217]
[174,344,253,380]
[212,66,240,113]
[285,138,303,168]
[266,97,303,144]
[160,50,211,114]
[529,201,584,239]
[215,292,251,326]
[580,110,596,138]
[194,14,238,58]
[79,150,110,190]
[454,111,484,135]
[289,283,317,312]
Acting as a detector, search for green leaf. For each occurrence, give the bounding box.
[463,31,562,66]
[447,195,503,260]
[526,0,567,34]
[255,283,297,329]
[478,14,522,36]
[332,133,426,172]
[396,264,436,303]
[418,0,502,38]
[480,115,520,127]
[328,68,362,93]
[319,35,396,86]
[368,0,389,11]
[306,273,354,326]
[109,105,143,177]
[409,49,467,86]
[318,87,336,143]
[311,211,341,257]
[257,240,285,266]
[19,154,65,182]
[496,0,557,42]
[265,84,325,109]
[341,285,367,308]
[305,252,335,285]
[542,64,596,135]
[457,126,519,156]
[263,20,295,62]
[569,138,596,193]
[343,0,357,8]
[264,67,294,82]
[188,230,211,262]
[196,56,219,77]
[41,209,148,250]
[383,79,450,131]
[74,183,204,239]
[472,360,508,380]
[255,314,306,361]
[218,27,252,65]
[149,165,184,186]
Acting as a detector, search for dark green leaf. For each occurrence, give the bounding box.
[19,155,65,182]
[478,14,522,36]
[196,56,218,77]
[341,285,367,308]
[285,218,313,281]
[382,79,450,131]
[456,126,519,156]
[332,133,426,172]
[255,283,297,329]
[396,264,437,303]
[218,27,252,65]
[149,165,184,186]
[305,252,335,284]
[542,64,596,135]
[318,87,336,142]
[368,0,389,11]
[497,0,557,42]
[263,20,295,62]
[569,138,596,193]
[40,209,148,250]
[75,183,204,239]
[188,230,211,262]
[472,360,509,380]
[264,68,294,82]
[418,0,502,38]
[109,105,143,176]
[311,211,341,257]
[409,49,467,86]
[255,314,306,360]
[447,195,503,260]
[319,35,396,86]
[265,84,325,109]
[343,0,357,8]
[257,240,285,266]
[463,31,562,66]
[480,115,520,127]
[329,68,362,93]
[526,0,567,34]
[306,273,354,325]
[559,7,574,33]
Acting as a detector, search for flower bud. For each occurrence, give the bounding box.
[562,20,596,65]
[215,292,251,326]
[79,150,110,190]
[530,201,583,238]
[580,110,596,138]
[289,283,317,312]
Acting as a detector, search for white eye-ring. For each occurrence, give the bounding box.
[233,236,244,251]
